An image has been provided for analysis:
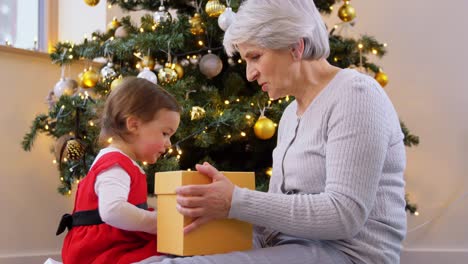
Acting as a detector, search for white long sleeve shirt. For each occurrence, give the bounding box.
[92,147,157,234]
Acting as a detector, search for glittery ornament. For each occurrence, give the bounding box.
[157,67,178,84]
[190,106,206,120]
[154,4,171,24]
[189,13,205,35]
[100,62,117,80]
[205,0,226,17]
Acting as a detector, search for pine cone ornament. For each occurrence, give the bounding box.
[64,139,86,161]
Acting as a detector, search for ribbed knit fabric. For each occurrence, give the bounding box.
[229,69,407,264]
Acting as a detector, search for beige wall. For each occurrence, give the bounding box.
[349,0,468,254]
[0,0,467,263]
[0,46,74,263]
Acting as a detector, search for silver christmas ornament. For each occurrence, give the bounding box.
[199,53,223,79]
[189,55,200,65]
[114,26,128,38]
[53,78,78,97]
[153,5,171,24]
[180,59,190,67]
[100,62,117,80]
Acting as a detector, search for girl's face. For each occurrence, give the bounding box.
[129,109,180,164]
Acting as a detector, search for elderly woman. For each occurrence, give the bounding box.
[145,0,407,263]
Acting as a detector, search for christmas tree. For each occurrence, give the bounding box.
[21,0,419,213]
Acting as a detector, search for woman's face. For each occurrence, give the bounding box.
[237,43,297,100]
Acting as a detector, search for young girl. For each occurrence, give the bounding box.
[57,77,181,264]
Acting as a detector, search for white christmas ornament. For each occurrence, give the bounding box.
[137,68,158,84]
[54,78,78,97]
[114,26,128,38]
[218,7,236,31]
[199,53,223,79]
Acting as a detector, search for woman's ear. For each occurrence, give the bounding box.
[290,38,305,61]
[126,115,140,134]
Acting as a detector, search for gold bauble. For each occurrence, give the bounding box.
[375,71,389,87]
[141,56,155,69]
[84,0,100,7]
[254,116,276,140]
[64,139,86,161]
[158,67,178,84]
[191,106,206,120]
[205,0,226,18]
[172,63,184,79]
[107,18,120,30]
[189,13,205,35]
[110,75,124,91]
[338,1,356,22]
[81,68,99,88]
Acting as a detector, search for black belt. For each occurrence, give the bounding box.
[56,202,148,235]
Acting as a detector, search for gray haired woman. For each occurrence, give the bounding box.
[144,0,407,263]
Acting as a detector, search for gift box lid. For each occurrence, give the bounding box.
[155,171,254,195]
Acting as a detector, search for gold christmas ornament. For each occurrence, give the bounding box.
[84,0,100,7]
[338,1,356,22]
[107,17,120,30]
[80,68,99,88]
[375,71,389,87]
[189,13,205,35]
[158,67,178,84]
[141,56,155,70]
[64,139,86,161]
[190,106,206,120]
[172,63,184,79]
[205,0,226,17]
[254,115,276,140]
[110,75,124,90]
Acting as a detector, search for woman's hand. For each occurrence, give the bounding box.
[175,162,235,234]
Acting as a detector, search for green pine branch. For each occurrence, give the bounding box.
[401,121,420,147]
[21,114,50,151]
